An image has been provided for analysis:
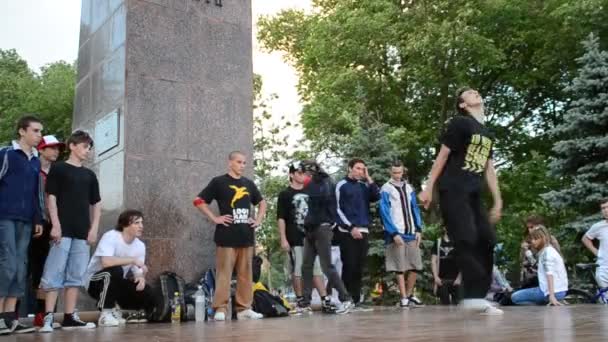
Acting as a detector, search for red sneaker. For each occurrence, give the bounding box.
[33,313,44,327]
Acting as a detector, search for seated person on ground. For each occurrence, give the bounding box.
[84,209,159,326]
[512,225,568,306]
[520,215,561,289]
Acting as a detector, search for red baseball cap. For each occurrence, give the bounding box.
[37,135,65,150]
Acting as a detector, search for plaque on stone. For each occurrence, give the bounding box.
[95,109,120,156]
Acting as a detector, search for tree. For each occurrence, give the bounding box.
[257,0,608,187]
[0,49,76,145]
[543,33,608,230]
[253,74,291,289]
[0,49,38,143]
[257,0,608,287]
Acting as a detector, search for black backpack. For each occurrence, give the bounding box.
[149,272,187,322]
[252,287,289,318]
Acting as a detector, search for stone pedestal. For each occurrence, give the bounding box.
[74,0,252,281]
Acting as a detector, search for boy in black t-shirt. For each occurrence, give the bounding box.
[431,228,461,305]
[277,163,328,313]
[40,131,101,332]
[194,151,267,321]
[419,88,503,315]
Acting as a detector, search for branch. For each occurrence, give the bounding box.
[504,96,534,129]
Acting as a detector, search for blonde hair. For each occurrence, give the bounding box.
[528,225,552,250]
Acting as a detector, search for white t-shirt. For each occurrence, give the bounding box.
[537,245,568,296]
[84,230,146,288]
[585,220,608,268]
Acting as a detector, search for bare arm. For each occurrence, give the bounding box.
[278,218,290,251]
[455,272,462,284]
[582,235,598,256]
[195,201,231,226]
[484,159,503,223]
[255,200,267,225]
[101,256,142,269]
[278,218,288,241]
[48,194,62,241]
[431,255,440,280]
[419,145,451,208]
[87,201,102,244]
[546,274,562,305]
[48,195,60,228]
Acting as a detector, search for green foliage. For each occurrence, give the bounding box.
[258,0,608,186]
[543,33,608,230]
[0,48,76,144]
[257,0,608,298]
[253,74,291,290]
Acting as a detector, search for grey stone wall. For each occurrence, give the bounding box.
[74,0,253,282]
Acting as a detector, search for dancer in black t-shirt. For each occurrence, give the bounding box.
[419,88,503,315]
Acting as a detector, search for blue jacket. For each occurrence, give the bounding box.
[379,179,423,244]
[335,177,380,232]
[0,142,42,224]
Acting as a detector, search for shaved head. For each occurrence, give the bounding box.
[228,151,246,160]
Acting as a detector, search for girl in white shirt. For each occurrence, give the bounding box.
[512,225,568,306]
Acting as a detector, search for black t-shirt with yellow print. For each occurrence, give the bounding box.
[438,115,494,192]
[199,174,263,247]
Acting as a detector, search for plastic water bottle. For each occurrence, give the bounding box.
[194,285,205,322]
[171,291,182,323]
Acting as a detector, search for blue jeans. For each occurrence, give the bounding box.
[511,286,566,305]
[41,237,90,289]
[0,219,33,297]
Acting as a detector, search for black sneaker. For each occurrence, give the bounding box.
[321,301,338,314]
[9,320,35,334]
[62,312,96,330]
[0,318,11,335]
[126,311,148,324]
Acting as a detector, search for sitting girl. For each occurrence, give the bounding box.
[512,225,568,306]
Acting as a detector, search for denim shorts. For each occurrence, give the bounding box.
[41,237,90,289]
[0,219,32,297]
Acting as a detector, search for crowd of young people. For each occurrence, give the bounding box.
[1,87,607,336]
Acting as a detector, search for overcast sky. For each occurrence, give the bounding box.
[0,1,308,144]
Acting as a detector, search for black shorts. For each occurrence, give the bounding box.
[28,221,52,289]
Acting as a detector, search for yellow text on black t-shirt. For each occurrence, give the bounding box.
[463,134,492,174]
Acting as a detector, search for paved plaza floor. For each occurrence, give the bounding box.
[5,305,608,341]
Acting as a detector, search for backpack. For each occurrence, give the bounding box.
[251,282,289,318]
[149,271,187,322]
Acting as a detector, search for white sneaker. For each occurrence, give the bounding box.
[213,311,226,321]
[111,308,127,325]
[237,309,263,320]
[480,305,504,316]
[38,313,54,333]
[98,310,120,327]
[461,299,491,310]
[336,300,354,314]
[399,298,409,308]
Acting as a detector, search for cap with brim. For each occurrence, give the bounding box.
[37,135,65,150]
[289,161,304,173]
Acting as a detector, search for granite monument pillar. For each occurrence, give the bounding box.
[74,0,252,281]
